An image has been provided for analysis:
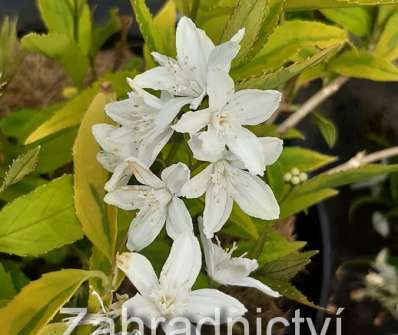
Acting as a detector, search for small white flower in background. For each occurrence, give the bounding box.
[117,232,247,334]
[133,17,244,110]
[173,70,281,176]
[182,140,282,238]
[199,218,280,298]
[92,90,190,192]
[364,249,398,318]
[372,211,390,238]
[105,158,193,251]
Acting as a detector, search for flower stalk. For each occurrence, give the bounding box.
[277,76,349,133]
[328,146,398,174]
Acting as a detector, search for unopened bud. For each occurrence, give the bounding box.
[284,172,292,182]
[291,167,300,176]
[291,176,300,185]
[299,172,308,182]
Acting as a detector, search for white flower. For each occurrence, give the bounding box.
[92,90,190,192]
[117,232,247,334]
[173,69,282,176]
[199,218,280,298]
[104,158,193,251]
[372,211,390,238]
[181,140,282,238]
[132,17,244,110]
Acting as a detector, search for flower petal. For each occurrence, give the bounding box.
[176,17,214,86]
[186,289,247,324]
[127,206,168,251]
[231,277,281,298]
[117,253,158,295]
[260,137,283,166]
[104,162,132,192]
[208,29,244,73]
[162,320,199,335]
[96,152,121,172]
[105,95,156,128]
[104,185,151,210]
[125,157,165,188]
[154,97,193,131]
[172,108,211,135]
[161,163,191,195]
[181,164,213,198]
[229,89,281,125]
[203,184,233,238]
[106,126,137,144]
[159,231,201,290]
[213,258,258,285]
[207,70,234,111]
[138,128,174,167]
[196,126,225,158]
[132,66,178,92]
[188,134,224,163]
[166,196,193,239]
[198,218,216,276]
[231,168,280,220]
[226,126,265,176]
[123,294,161,329]
[92,123,120,153]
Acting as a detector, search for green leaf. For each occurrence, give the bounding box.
[154,1,177,57]
[91,9,122,56]
[0,269,106,335]
[0,175,83,256]
[258,224,306,264]
[0,176,47,203]
[390,172,398,202]
[21,33,89,87]
[24,71,133,144]
[233,20,347,78]
[237,45,341,89]
[229,204,259,239]
[320,7,373,37]
[286,0,398,11]
[261,250,318,280]
[73,91,117,261]
[34,127,78,174]
[0,146,41,193]
[37,324,68,335]
[173,0,192,15]
[267,161,289,201]
[280,188,338,219]
[376,4,398,27]
[375,11,398,61]
[329,50,398,81]
[38,0,92,55]
[278,147,337,172]
[222,0,286,66]
[260,277,320,308]
[294,164,398,194]
[312,112,338,148]
[130,0,164,53]
[0,262,17,306]
[0,105,58,144]
[248,124,305,140]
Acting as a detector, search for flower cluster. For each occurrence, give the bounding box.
[93,17,283,333]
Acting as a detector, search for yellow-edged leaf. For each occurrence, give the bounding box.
[0,269,106,335]
[73,88,117,261]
